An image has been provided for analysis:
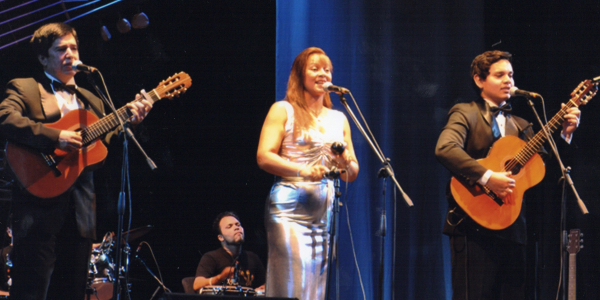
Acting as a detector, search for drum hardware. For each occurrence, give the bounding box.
[122,225,153,242]
[86,226,154,299]
[199,285,258,297]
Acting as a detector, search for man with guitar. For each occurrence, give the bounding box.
[0,23,152,299]
[435,50,581,299]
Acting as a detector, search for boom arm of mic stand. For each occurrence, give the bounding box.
[337,93,413,207]
[86,73,157,171]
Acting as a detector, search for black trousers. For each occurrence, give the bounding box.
[450,234,526,300]
[10,195,92,300]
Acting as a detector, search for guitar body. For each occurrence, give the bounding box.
[450,135,546,230]
[6,109,107,198]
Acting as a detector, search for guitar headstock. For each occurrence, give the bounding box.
[567,228,583,254]
[154,72,192,100]
[570,79,598,106]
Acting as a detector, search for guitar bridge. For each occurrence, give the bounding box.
[482,185,503,206]
[41,153,62,177]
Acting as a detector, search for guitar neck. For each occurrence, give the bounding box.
[81,89,160,145]
[512,100,577,166]
[568,253,577,300]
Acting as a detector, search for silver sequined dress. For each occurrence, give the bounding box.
[265,101,346,300]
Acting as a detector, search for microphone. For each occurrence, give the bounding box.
[72,60,98,73]
[331,141,345,156]
[509,86,540,99]
[233,261,239,284]
[322,82,349,94]
[323,166,345,179]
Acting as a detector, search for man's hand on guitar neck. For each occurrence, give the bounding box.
[486,171,516,199]
[561,104,581,143]
[57,130,82,152]
[127,89,153,125]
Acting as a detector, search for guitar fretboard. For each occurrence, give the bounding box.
[568,253,576,300]
[512,100,573,166]
[81,90,160,145]
[509,81,596,170]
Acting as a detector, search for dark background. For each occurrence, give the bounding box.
[0,1,276,299]
[1,0,600,299]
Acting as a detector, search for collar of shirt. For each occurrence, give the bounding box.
[44,71,78,88]
[45,72,80,116]
[482,98,507,137]
[482,98,506,110]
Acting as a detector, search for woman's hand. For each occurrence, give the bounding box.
[299,165,329,181]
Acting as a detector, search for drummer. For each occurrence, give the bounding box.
[193,212,265,293]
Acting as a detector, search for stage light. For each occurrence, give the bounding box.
[132,12,149,29]
[116,18,131,33]
[100,25,111,41]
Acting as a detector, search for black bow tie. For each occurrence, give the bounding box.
[490,103,512,116]
[51,81,77,94]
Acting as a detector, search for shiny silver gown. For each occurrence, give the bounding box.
[265,101,346,300]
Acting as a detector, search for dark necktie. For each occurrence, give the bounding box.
[490,103,512,116]
[51,80,77,94]
[490,103,512,140]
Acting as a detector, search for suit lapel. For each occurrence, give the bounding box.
[479,101,494,128]
[479,101,502,140]
[504,114,519,137]
[38,81,61,122]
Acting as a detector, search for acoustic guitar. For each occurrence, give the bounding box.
[450,80,597,230]
[5,72,192,198]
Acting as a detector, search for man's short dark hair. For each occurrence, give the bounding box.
[212,211,240,236]
[30,22,79,58]
[470,50,512,81]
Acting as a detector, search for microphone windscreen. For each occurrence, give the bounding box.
[331,141,345,155]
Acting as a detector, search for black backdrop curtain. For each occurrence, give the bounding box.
[0,0,598,299]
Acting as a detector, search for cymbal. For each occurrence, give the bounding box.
[122,225,153,241]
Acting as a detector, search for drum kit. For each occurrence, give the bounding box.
[86,225,153,300]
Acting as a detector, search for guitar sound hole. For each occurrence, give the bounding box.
[504,159,521,175]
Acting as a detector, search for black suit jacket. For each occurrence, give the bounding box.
[0,75,109,240]
[435,99,536,244]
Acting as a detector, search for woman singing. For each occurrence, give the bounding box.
[257,47,359,300]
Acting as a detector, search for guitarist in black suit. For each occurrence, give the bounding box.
[435,50,581,300]
[0,22,152,300]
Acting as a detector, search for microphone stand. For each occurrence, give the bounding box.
[334,91,413,300]
[85,72,157,300]
[325,168,343,300]
[524,96,589,300]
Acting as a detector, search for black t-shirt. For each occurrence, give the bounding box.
[195,247,265,288]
